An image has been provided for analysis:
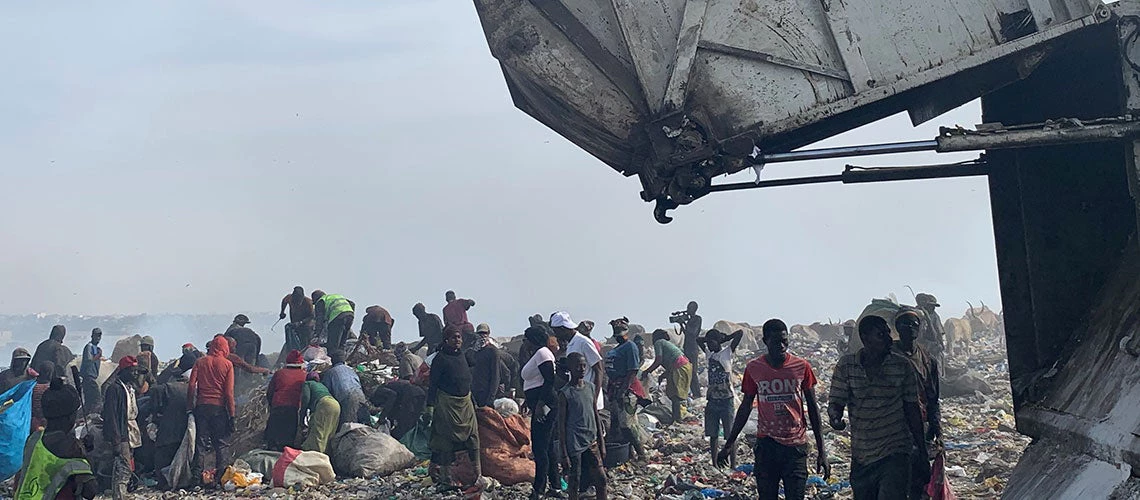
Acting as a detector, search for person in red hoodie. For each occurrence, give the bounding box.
[264,350,307,450]
[188,335,235,487]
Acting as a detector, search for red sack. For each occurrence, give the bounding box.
[926,452,957,500]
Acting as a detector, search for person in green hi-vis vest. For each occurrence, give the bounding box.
[311,290,356,351]
[15,377,97,499]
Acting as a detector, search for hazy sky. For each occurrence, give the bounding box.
[0,1,1000,343]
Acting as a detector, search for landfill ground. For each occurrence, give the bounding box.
[89,326,1021,500]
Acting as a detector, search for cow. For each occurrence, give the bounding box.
[943,317,972,358]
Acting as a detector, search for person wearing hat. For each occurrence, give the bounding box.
[465,323,502,407]
[30,326,74,387]
[604,318,646,463]
[914,293,946,372]
[79,329,105,412]
[15,376,97,500]
[227,314,252,334]
[149,352,197,487]
[188,336,235,488]
[157,347,202,386]
[137,335,159,386]
[103,356,148,500]
[225,316,262,367]
[551,311,604,410]
[0,347,33,394]
[894,308,941,500]
[265,350,307,450]
[298,371,340,453]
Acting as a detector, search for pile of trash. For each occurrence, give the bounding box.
[76,314,1023,499]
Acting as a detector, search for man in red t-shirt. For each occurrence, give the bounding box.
[717,319,830,500]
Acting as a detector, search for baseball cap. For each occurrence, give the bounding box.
[476,323,491,334]
[550,311,578,330]
[234,314,251,325]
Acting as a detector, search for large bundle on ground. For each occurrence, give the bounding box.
[271,447,335,488]
[454,407,535,486]
[330,423,415,478]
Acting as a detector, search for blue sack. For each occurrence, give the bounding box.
[0,380,36,480]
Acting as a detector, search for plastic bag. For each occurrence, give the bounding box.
[330,423,415,478]
[162,414,197,490]
[0,381,36,480]
[222,460,263,488]
[926,452,957,500]
[240,449,282,477]
[399,417,432,461]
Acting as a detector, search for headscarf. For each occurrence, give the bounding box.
[524,326,548,348]
[49,325,66,342]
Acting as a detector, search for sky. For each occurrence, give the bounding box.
[0,1,1001,345]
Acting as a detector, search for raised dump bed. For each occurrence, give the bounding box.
[472,0,1107,217]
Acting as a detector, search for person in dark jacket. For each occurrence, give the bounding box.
[16,377,98,500]
[103,356,147,500]
[410,303,445,356]
[370,380,427,440]
[156,350,202,386]
[428,326,481,493]
[150,352,195,488]
[0,347,32,394]
[265,350,307,451]
[361,305,395,350]
[465,323,502,407]
[226,324,262,367]
[30,325,74,384]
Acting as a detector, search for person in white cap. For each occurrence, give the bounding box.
[551,312,604,410]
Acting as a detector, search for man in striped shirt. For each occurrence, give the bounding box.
[829,315,926,500]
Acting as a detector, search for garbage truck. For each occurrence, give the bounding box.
[472,0,1140,495]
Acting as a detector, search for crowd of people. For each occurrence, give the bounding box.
[0,287,950,500]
